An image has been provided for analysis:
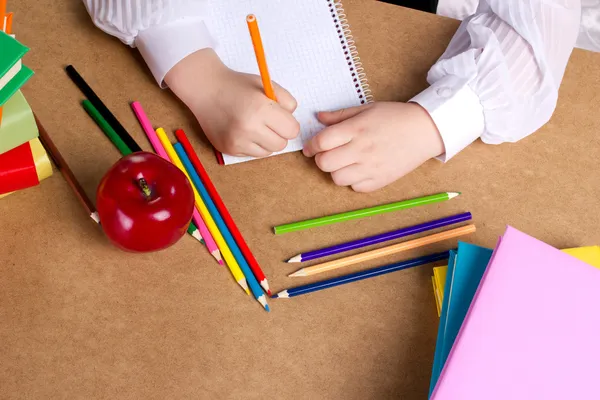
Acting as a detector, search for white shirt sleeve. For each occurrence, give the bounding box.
[410,0,581,161]
[82,0,214,87]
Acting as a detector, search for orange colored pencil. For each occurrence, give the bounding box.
[246,14,276,101]
[5,12,12,34]
[288,224,476,277]
[0,0,6,32]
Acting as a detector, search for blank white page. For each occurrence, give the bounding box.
[206,0,369,165]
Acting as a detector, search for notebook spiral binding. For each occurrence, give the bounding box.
[330,0,373,104]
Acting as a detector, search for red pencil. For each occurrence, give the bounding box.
[176,129,271,295]
[213,148,224,165]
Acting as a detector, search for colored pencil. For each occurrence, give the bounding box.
[214,148,224,165]
[65,65,142,152]
[155,128,249,295]
[287,212,472,263]
[35,115,100,224]
[0,1,5,32]
[5,12,12,35]
[82,100,132,156]
[187,223,204,243]
[175,143,269,311]
[274,192,461,234]
[246,14,276,101]
[289,224,475,277]
[148,128,221,263]
[175,129,271,295]
[130,101,206,246]
[273,251,450,299]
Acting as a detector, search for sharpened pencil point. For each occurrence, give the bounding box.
[191,229,203,243]
[218,260,224,265]
[271,293,279,299]
[258,295,269,311]
[287,254,302,263]
[288,270,305,278]
[91,211,100,224]
[448,192,461,199]
[211,250,223,265]
[238,279,250,295]
[260,279,271,295]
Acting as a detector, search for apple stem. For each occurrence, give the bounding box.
[137,178,152,200]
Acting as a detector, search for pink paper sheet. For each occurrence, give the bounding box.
[432,226,600,400]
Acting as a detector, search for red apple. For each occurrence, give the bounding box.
[96,151,195,252]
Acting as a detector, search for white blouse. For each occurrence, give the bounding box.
[82,0,596,161]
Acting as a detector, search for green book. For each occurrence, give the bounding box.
[0,90,38,154]
[0,31,34,107]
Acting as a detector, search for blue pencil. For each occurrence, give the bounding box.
[174,143,269,312]
[272,251,450,299]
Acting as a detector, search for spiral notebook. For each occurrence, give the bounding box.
[207,0,372,165]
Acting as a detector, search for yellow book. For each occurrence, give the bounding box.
[432,265,447,316]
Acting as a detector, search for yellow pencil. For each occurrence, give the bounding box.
[155,128,249,295]
[289,224,476,277]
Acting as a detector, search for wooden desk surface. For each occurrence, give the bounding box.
[2,1,599,399]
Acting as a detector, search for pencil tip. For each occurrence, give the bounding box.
[260,279,270,294]
[238,279,250,295]
[211,250,223,264]
[90,211,100,224]
[191,230,203,242]
[271,294,279,299]
[287,255,302,263]
[218,260,224,265]
[448,192,461,199]
[288,270,304,278]
[258,295,269,311]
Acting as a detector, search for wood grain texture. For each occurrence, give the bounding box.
[1,1,599,399]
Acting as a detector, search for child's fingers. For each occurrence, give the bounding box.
[303,124,353,157]
[272,82,297,113]
[317,105,368,126]
[351,179,380,193]
[254,126,289,153]
[236,142,272,158]
[314,141,360,173]
[330,164,370,187]
[266,108,300,140]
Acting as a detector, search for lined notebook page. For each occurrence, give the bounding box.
[206,0,365,165]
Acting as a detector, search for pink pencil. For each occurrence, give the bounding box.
[131,101,223,265]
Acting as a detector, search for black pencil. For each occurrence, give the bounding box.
[65,65,142,153]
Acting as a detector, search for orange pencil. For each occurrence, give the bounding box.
[246,14,276,101]
[5,12,12,34]
[289,224,476,277]
[0,0,6,32]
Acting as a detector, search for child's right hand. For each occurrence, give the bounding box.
[166,49,300,157]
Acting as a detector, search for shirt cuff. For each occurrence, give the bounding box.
[136,18,214,88]
[409,75,485,161]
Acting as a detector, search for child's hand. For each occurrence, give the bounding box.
[303,102,445,192]
[166,49,300,157]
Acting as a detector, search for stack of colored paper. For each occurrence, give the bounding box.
[0,29,52,198]
[428,228,600,399]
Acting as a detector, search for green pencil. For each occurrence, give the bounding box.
[273,192,461,234]
[187,223,205,244]
[82,100,132,156]
[81,99,205,245]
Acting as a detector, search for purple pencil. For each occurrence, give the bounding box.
[286,212,472,263]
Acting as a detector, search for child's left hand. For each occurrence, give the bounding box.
[303,102,445,192]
